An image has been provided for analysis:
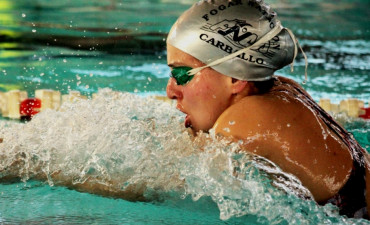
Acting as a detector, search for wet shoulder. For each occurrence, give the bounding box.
[214,93,302,138]
[214,92,353,202]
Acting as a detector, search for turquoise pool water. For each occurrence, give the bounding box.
[0,0,370,224]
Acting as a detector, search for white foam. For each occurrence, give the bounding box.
[0,89,361,223]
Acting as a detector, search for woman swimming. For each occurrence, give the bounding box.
[0,0,368,219]
[165,0,369,218]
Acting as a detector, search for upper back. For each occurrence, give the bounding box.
[213,77,354,202]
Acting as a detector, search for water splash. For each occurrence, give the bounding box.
[0,89,366,224]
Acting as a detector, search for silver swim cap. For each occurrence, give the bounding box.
[167,0,306,81]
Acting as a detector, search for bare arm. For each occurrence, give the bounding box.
[0,151,147,201]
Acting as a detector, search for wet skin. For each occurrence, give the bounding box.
[166,44,249,132]
[166,44,357,203]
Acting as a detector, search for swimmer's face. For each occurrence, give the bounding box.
[166,44,234,132]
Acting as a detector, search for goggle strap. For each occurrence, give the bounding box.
[285,28,308,84]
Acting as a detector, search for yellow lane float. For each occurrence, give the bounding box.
[0,89,369,120]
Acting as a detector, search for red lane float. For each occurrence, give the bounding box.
[359,108,370,120]
[20,98,41,119]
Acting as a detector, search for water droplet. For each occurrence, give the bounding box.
[63,59,67,63]
[99,62,103,65]
[40,73,44,76]
[287,123,291,127]
[85,85,89,89]
[32,29,36,33]
[21,13,26,18]
[223,127,230,133]
[229,121,235,125]
[212,95,217,99]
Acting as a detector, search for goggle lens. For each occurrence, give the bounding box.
[170,67,194,85]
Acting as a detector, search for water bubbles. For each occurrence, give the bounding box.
[286,123,291,128]
[223,127,230,133]
[0,90,360,224]
[63,59,67,63]
[40,73,44,76]
[32,29,37,33]
[21,13,26,18]
[98,62,103,65]
[229,120,235,125]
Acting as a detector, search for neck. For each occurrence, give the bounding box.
[230,82,259,105]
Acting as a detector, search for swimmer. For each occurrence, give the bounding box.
[0,0,368,220]
[166,0,370,218]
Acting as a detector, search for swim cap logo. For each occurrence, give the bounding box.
[201,19,259,49]
[254,36,280,59]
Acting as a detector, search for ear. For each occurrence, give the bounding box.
[231,78,248,94]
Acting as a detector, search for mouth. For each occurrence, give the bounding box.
[176,104,192,128]
[185,115,192,128]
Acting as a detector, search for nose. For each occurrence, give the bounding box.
[166,78,183,100]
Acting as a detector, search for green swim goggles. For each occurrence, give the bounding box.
[170,66,194,85]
